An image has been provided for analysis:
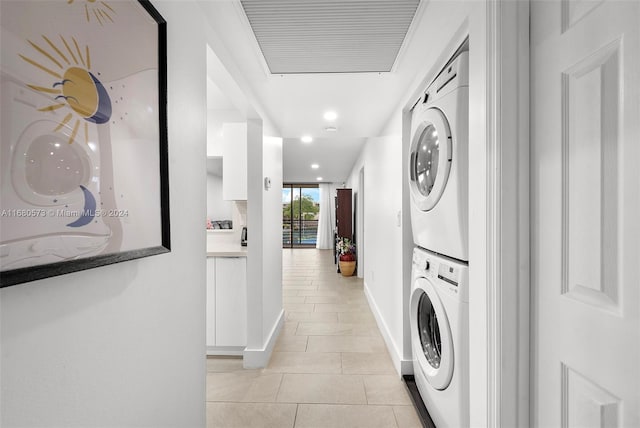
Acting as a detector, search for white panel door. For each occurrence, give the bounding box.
[215,257,247,347]
[531,1,639,426]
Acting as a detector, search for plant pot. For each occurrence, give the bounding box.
[339,260,356,277]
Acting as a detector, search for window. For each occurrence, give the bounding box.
[282,184,319,247]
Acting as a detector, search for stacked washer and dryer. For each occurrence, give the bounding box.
[408,50,469,428]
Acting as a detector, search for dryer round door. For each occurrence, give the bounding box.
[410,277,454,390]
[409,107,452,211]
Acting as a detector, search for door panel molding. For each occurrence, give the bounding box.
[561,362,621,428]
[561,38,622,314]
[561,0,605,33]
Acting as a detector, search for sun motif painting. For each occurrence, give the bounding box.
[68,0,116,25]
[20,35,112,145]
[0,0,169,287]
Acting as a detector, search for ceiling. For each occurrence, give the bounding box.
[240,0,420,74]
[199,0,428,183]
[283,137,366,184]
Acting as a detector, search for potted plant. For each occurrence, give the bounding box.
[336,237,356,277]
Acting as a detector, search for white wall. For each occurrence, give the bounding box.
[243,122,284,368]
[207,173,232,221]
[346,134,405,373]
[261,136,284,341]
[0,2,207,426]
[245,120,264,364]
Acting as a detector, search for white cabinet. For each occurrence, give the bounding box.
[215,257,247,346]
[206,258,217,348]
[206,256,247,353]
[222,123,247,200]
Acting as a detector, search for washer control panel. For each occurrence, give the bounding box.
[412,250,430,273]
[438,264,459,287]
[412,248,469,302]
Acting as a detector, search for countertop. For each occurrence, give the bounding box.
[206,244,248,257]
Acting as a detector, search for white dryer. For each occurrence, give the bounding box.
[409,51,469,261]
[410,246,469,428]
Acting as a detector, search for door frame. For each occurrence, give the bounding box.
[482,1,530,426]
[357,166,365,279]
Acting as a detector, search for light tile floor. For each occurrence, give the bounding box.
[207,249,422,428]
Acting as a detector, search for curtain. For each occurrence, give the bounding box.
[316,183,333,249]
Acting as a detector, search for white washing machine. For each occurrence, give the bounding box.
[0,78,112,271]
[409,51,469,261]
[410,246,469,428]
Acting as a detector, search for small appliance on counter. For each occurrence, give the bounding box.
[241,227,247,246]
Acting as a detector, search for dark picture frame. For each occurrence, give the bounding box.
[0,0,169,287]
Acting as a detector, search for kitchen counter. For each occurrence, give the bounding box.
[206,244,247,257]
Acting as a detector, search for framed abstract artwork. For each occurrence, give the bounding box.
[0,0,169,287]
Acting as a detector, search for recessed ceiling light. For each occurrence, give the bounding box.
[316,177,323,181]
[324,126,338,132]
[323,111,338,121]
[301,135,313,143]
[311,163,319,169]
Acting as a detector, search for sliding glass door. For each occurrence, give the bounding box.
[282,184,319,248]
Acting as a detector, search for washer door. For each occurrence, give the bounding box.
[409,108,452,211]
[410,277,454,390]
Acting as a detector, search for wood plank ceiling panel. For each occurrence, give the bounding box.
[240,0,421,74]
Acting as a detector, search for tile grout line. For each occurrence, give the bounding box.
[274,371,286,404]
[391,406,402,428]
[361,374,370,406]
[292,403,299,428]
[294,320,300,336]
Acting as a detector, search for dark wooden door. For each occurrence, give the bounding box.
[336,188,352,239]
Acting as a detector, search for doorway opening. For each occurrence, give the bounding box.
[357,167,364,278]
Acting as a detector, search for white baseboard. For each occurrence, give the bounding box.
[206,346,244,356]
[363,282,414,376]
[242,309,284,368]
[400,357,414,375]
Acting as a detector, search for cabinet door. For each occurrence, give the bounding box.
[215,257,247,346]
[222,123,247,200]
[206,258,216,347]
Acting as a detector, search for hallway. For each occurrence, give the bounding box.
[206,249,421,427]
